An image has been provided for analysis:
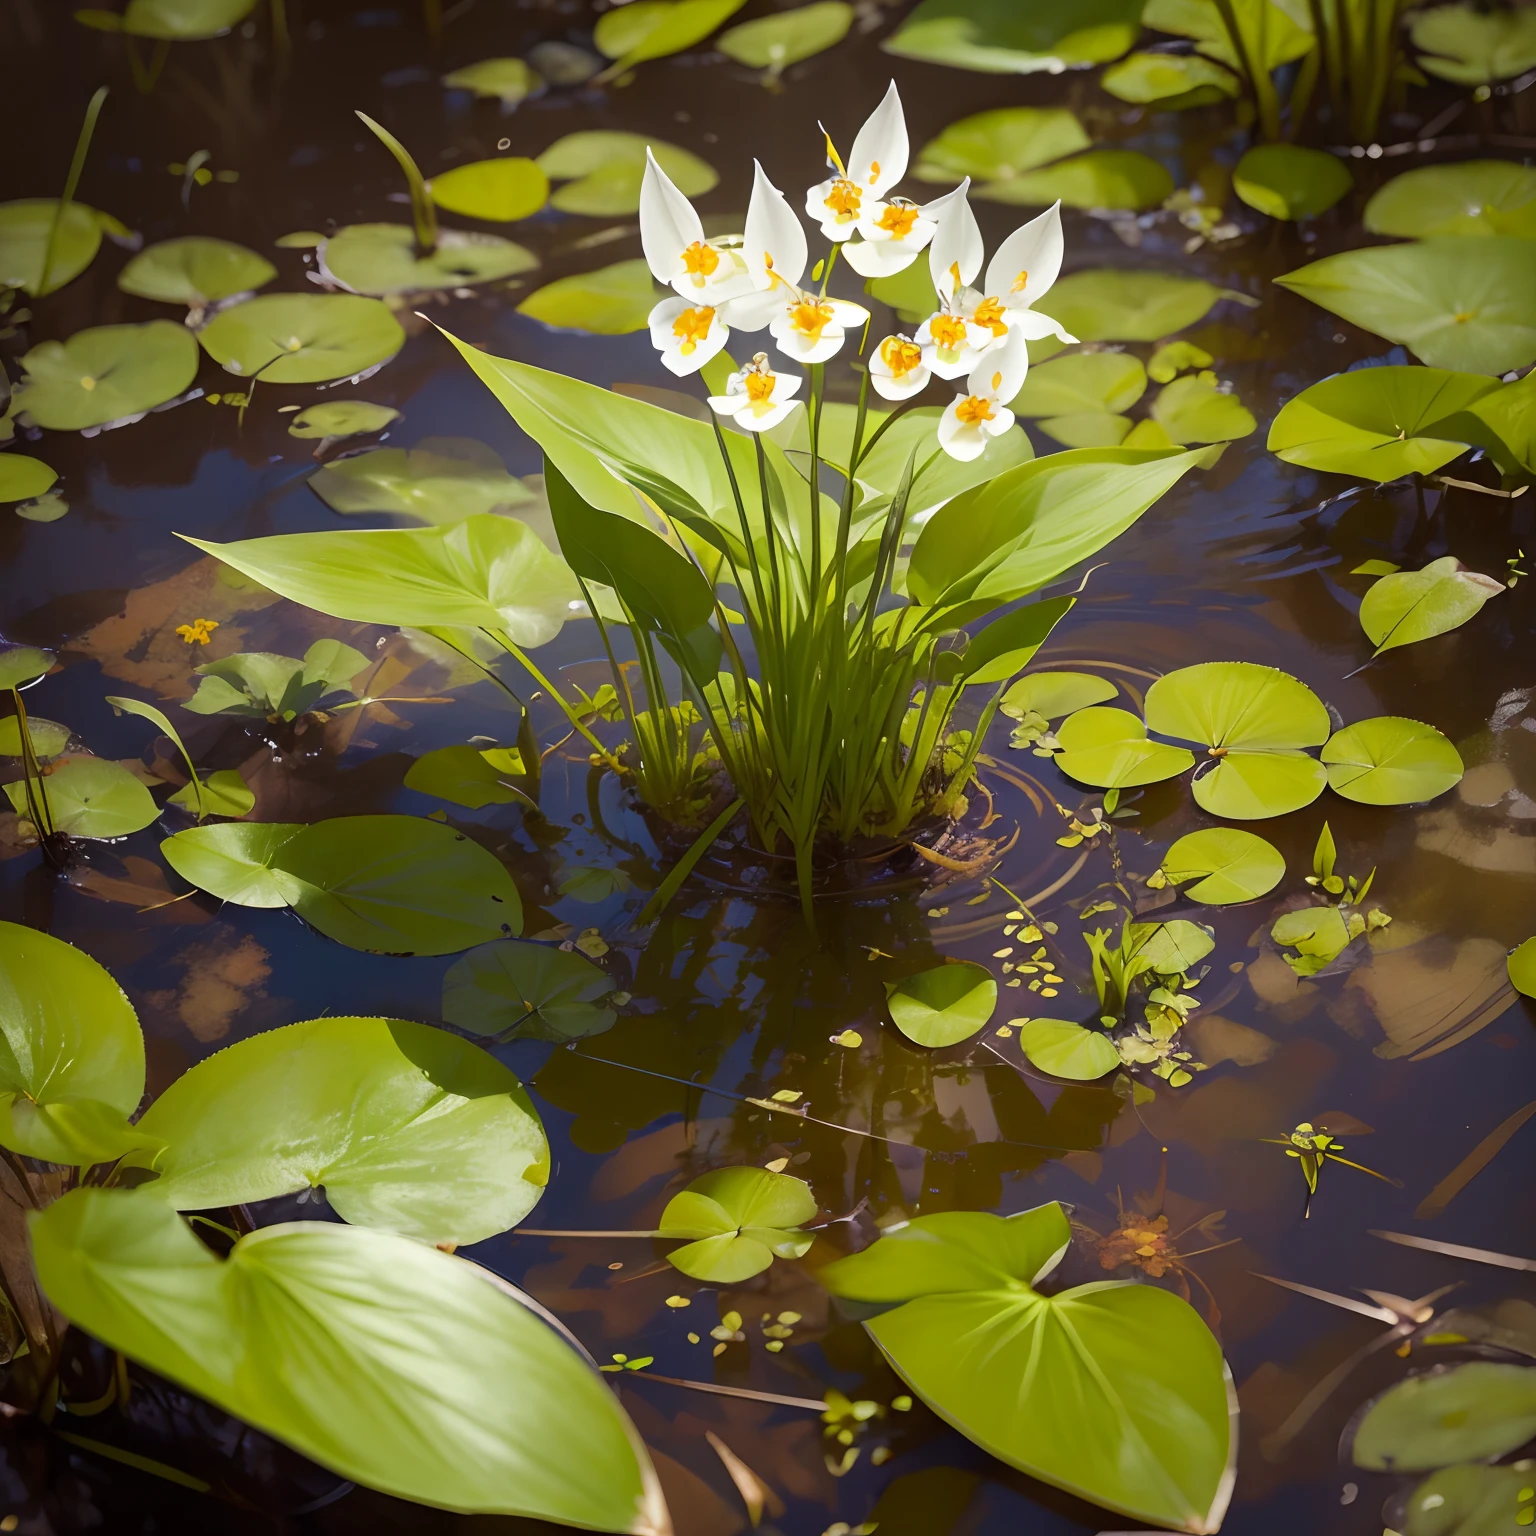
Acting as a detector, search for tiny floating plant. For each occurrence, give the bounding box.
[1263,1121,1401,1218]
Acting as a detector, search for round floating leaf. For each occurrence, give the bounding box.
[1151,373,1256,445]
[1159,827,1285,904]
[718,1,853,70]
[404,743,529,808]
[441,57,543,104]
[914,107,1091,183]
[593,0,748,70]
[127,1016,547,1244]
[1358,557,1504,655]
[1322,717,1463,805]
[1401,1463,1536,1536]
[976,151,1173,212]
[527,40,602,84]
[309,437,534,523]
[183,512,577,645]
[442,939,617,1042]
[1411,4,1536,84]
[1055,706,1195,789]
[0,199,109,297]
[16,321,198,431]
[1144,0,1313,70]
[1233,144,1352,222]
[0,921,146,1166]
[657,1167,816,1283]
[1036,269,1221,343]
[516,259,659,335]
[1018,1018,1119,1080]
[162,815,522,954]
[0,645,54,690]
[820,1205,1234,1533]
[886,962,997,1047]
[77,0,256,38]
[536,134,716,217]
[322,224,536,298]
[1365,161,1536,240]
[1276,238,1536,376]
[4,756,159,839]
[0,454,58,502]
[1509,936,1536,999]
[1000,670,1117,721]
[31,1191,665,1530]
[430,159,549,224]
[884,0,1145,73]
[1352,1363,1536,1472]
[117,236,275,306]
[286,400,399,440]
[1100,50,1239,107]
[0,716,70,757]
[199,293,404,384]
[1267,366,1498,482]
[1012,353,1146,418]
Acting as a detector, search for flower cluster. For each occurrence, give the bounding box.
[638,81,1076,461]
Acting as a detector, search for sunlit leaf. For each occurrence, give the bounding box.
[884,0,1144,73]
[1018,1018,1119,1079]
[1400,1463,1536,1536]
[199,293,405,385]
[1036,269,1221,343]
[404,744,528,808]
[1000,670,1117,721]
[1148,339,1213,383]
[976,150,1173,211]
[0,199,114,297]
[309,437,536,523]
[1270,905,1354,975]
[1054,705,1194,789]
[1365,161,1536,240]
[186,640,368,720]
[657,1167,815,1283]
[0,454,58,502]
[1509,937,1536,999]
[117,236,275,306]
[913,107,1090,183]
[0,716,69,757]
[955,595,1074,685]
[1358,557,1504,655]
[1033,412,1132,447]
[1159,827,1285,904]
[886,962,996,1047]
[321,223,536,297]
[168,768,253,818]
[717,1,853,71]
[1151,373,1256,445]
[537,134,716,217]
[593,0,748,72]
[430,159,549,223]
[15,321,198,431]
[1410,4,1536,84]
[1321,717,1463,805]
[516,259,659,335]
[1233,144,1352,221]
[0,645,54,690]
[286,400,400,440]
[4,756,159,839]
[1100,49,1239,107]
[1144,0,1314,71]
[442,939,617,1041]
[1011,352,1146,418]
[75,0,255,39]
[1352,1363,1536,1471]
[441,57,543,104]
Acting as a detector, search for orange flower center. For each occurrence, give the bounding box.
[875,204,919,239]
[681,241,720,277]
[973,296,1009,338]
[927,314,970,351]
[671,305,715,354]
[1010,267,1031,294]
[955,395,994,428]
[825,179,861,220]
[879,336,923,378]
[744,370,776,405]
[789,299,835,340]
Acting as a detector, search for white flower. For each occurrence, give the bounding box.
[937,325,1029,462]
[869,333,929,401]
[804,80,907,243]
[913,185,993,379]
[640,148,752,305]
[954,201,1077,349]
[707,352,803,433]
[841,181,969,281]
[647,296,729,377]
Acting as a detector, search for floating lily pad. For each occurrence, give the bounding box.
[117,236,275,306]
[1270,905,1355,975]
[536,134,716,217]
[405,744,528,808]
[1233,144,1352,222]
[884,0,1146,73]
[1055,705,1195,789]
[186,640,368,720]
[4,755,159,839]
[0,199,115,296]
[1411,4,1536,84]
[1144,662,1331,819]
[430,159,549,224]
[287,400,399,440]
[198,293,404,385]
[1001,670,1117,720]
[322,224,536,297]
[309,437,535,524]
[1100,50,1239,107]
[1268,366,1498,482]
[593,0,748,72]
[441,57,544,104]
[442,939,617,1042]
[914,107,1091,183]
[1018,1018,1120,1079]
[1036,269,1221,343]
[1365,161,1536,240]
[0,646,53,690]
[1148,340,1213,383]
[1322,717,1463,805]
[1401,1463,1536,1536]
[1144,0,1314,71]
[657,1166,816,1283]
[1159,827,1285,904]
[1275,238,1536,376]
[1352,1363,1536,1471]
[516,259,658,335]
[75,0,256,38]
[15,321,198,431]
[0,716,70,757]
[718,1,853,71]
[1013,354,1147,419]
[886,961,996,1047]
[976,150,1173,211]
[1510,937,1536,999]
[0,454,58,502]
[1151,373,1255,445]
[1359,557,1504,655]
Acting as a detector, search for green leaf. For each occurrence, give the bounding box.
[593,0,747,71]
[1457,366,1536,478]
[717,1,853,70]
[30,1191,665,1530]
[126,1016,547,1244]
[0,454,58,502]
[1411,4,1536,84]
[80,0,255,38]
[308,438,536,523]
[1144,0,1314,71]
[1233,145,1352,222]
[320,224,537,298]
[0,920,146,1166]
[883,0,1145,73]
[198,293,405,385]
[1133,918,1215,973]
[657,1166,816,1283]
[1012,353,1147,418]
[1000,669,1117,720]
[886,962,997,1047]
[429,158,549,223]
[0,645,53,690]
[161,815,523,954]
[1267,366,1498,483]
[1402,1462,1536,1536]
[181,513,578,647]
[1151,373,1256,445]
[0,199,109,297]
[1158,827,1285,904]
[404,744,529,808]
[516,258,659,335]
[1358,557,1504,655]
[1145,661,1331,819]
[1352,1363,1536,1472]
[975,151,1173,212]
[1321,717,1463,805]
[956,596,1074,685]
[1271,904,1354,974]
[913,107,1091,183]
[15,321,198,431]
[186,641,367,719]
[286,400,400,440]
[441,57,543,104]
[1034,413,1133,448]
[536,134,717,217]
[4,756,159,839]
[1275,239,1536,376]
[1148,340,1213,383]
[1055,705,1196,789]
[1365,161,1536,240]
[1035,269,1221,343]
[168,768,252,818]
[820,1205,1233,1532]
[1509,937,1536,1000]
[1100,50,1239,107]
[116,237,275,306]
[0,715,69,757]
[1018,1018,1120,1079]
[442,939,617,1041]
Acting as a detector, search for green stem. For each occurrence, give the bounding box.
[355,110,438,256]
[494,633,622,772]
[40,87,107,297]
[636,797,743,926]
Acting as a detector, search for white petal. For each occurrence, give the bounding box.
[640,149,705,286]
[738,396,802,432]
[1007,306,1078,345]
[847,80,908,199]
[769,315,846,365]
[982,406,1016,436]
[927,182,983,303]
[744,161,807,291]
[647,295,691,350]
[826,299,870,328]
[870,365,929,401]
[707,393,741,415]
[985,200,1065,309]
[804,177,862,242]
[966,324,1029,404]
[660,315,729,377]
[770,372,803,403]
[841,238,920,278]
[719,288,781,332]
[937,400,987,461]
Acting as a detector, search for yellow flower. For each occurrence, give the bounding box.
[175,618,219,646]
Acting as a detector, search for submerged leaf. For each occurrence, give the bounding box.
[429,159,549,224]
[884,0,1145,73]
[1359,557,1504,655]
[117,236,276,306]
[4,756,159,839]
[309,438,535,523]
[1365,160,1536,240]
[16,321,198,431]
[199,293,405,384]
[1100,49,1238,107]
[516,259,659,335]
[286,400,400,440]
[886,962,996,1047]
[1232,145,1352,222]
[1159,827,1285,904]
[442,939,617,1041]
[658,1166,816,1283]
[1054,705,1194,789]
[717,1,853,71]
[1321,717,1463,805]
[441,57,543,104]
[1352,1363,1536,1471]
[914,107,1091,183]
[404,744,529,808]
[1018,1018,1119,1079]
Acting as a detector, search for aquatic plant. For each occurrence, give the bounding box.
[1263,1120,1396,1216]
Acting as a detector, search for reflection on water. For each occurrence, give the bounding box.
[1,0,1533,1531]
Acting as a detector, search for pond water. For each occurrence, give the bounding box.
[2,2,1534,1533]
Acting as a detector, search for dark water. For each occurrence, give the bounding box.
[2,2,1534,1533]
